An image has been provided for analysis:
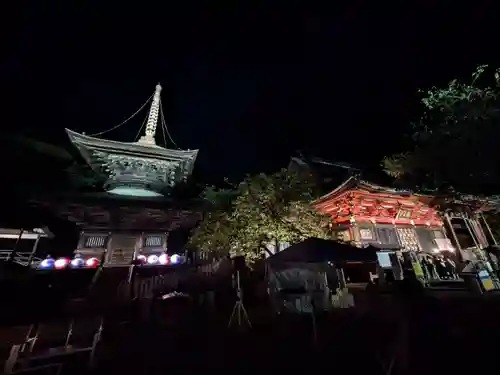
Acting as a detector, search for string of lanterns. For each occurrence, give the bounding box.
[135,253,183,265]
[38,252,184,270]
[39,254,100,269]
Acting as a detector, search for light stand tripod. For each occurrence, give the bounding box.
[228,270,252,329]
[309,292,318,345]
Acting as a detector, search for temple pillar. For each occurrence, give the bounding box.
[480,212,498,246]
[443,212,469,263]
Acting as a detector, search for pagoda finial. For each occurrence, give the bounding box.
[138,83,162,146]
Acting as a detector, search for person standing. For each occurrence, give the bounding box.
[434,256,446,279]
[445,256,457,279]
[424,256,437,280]
[420,257,430,283]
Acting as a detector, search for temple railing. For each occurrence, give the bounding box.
[1,316,104,374]
[0,250,42,267]
[132,273,179,300]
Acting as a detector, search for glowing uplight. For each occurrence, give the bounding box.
[170,254,180,264]
[54,257,70,269]
[431,247,455,254]
[159,253,169,265]
[107,187,162,197]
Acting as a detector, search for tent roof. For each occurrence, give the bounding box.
[266,238,378,269]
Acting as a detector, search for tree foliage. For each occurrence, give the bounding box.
[188,168,332,264]
[1,136,104,198]
[382,65,500,194]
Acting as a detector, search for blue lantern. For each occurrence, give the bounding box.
[39,256,55,269]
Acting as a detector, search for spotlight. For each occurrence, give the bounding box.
[170,254,180,264]
[54,257,70,269]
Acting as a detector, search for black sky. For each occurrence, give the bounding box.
[2,4,497,184]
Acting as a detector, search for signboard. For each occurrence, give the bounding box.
[411,261,425,278]
[478,270,495,291]
[396,208,412,220]
[376,252,392,268]
[359,228,374,240]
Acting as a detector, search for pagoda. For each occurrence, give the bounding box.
[66,84,198,198]
[32,84,201,271]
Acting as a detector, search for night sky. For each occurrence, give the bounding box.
[2,4,497,184]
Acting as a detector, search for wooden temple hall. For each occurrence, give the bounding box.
[313,177,500,281]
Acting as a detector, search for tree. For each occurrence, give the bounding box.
[188,168,332,264]
[382,65,500,194]
[0,135,104,199]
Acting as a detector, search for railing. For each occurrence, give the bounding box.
[132,273,179,300]
[0,251,42,267]
[2,317,103,374]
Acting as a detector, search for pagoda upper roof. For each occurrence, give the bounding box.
[66,129,198,170]
[64,84,200,196]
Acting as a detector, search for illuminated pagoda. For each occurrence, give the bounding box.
[32,83,200,273]
[66,84,198,198]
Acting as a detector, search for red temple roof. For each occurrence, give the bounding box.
[313,177,442,226]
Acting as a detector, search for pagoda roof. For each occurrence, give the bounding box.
[66,129,199,174]
[64,84,201,196]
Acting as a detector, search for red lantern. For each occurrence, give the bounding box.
[86,257,100,268]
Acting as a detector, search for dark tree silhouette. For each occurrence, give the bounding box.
[382,65,500,195]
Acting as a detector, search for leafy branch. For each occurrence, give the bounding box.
[382,65,500,194]
[188,168,332,264]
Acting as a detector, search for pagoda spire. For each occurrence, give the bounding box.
[138,83,162,146]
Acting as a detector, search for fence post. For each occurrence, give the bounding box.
[4,344,21,374]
